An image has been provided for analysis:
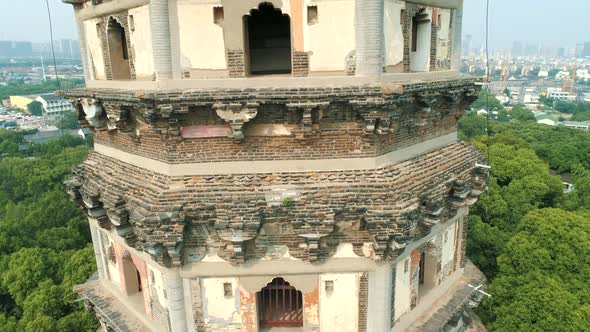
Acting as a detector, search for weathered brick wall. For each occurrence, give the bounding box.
[190,279,206,332]
[68,140,485,266]
[71,79,476,164]
[358,273,368,332]
[226,49,246,78]
[292,52,310,77]
[150,300,172,332]
[430,20,437,71]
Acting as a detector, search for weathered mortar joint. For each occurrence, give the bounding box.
[213,102,260,142]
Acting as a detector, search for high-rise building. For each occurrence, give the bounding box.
[63,1,487,331]
[576,43,585,57]
[463,34,473,56]
[583,42,590,57]
[0,41,33,57]
[511,41,523,57]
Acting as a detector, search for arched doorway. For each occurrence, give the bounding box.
[258,278,303,327]
[121,253,143,296]
[244,3,292,75]
[107,17,131,80]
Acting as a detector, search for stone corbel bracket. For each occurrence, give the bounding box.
[448,180,472,212]
[286,101,330,141]
[213,204,263,263]
[466,165,490,205]
[363,211,404,260]
[350,98,391,134]
[212,102,259,142]
[411,93,440,127]
[80,187,110,229]
[144,210,186,267]
[103,103,130,132]
[150,104,182,141]
[421,198,445,229]
[80,98,106,129]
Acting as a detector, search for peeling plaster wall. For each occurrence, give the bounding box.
[128,5,154,79]
[435,8,451,68]
[104,236,122,286]
[148,265,168,308]
[176,1,227,70]
[384,0,404,70]
[304,0,355,72]
[410,7,432,72]
[201,277,242,330]
[84,18,106,79]
[303,286,320,331]
[441,220,458,278]
[393,257,411,321]
[319,273,359,332]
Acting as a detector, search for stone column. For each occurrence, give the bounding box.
[89,222,107,280]
[165,271,188,332]
[75,19,93,81]
[450,5,463,71]
[354,0,384,77]
[366,262,392,332]
[149,0,174,80]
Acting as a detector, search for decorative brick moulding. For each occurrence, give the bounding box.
[66,79,478,164]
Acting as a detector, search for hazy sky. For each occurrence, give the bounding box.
[0,0,588,49]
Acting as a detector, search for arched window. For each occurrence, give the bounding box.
[107,17,131,80]
[258,278,303,327]
[244,3,292,75]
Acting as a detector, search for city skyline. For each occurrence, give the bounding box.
[0,1,588,50]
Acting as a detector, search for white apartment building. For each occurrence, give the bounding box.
[35,93,76,117]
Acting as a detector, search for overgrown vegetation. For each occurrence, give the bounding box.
[460,110,590,330]
[0,129,97,331]
[0,79,85,101]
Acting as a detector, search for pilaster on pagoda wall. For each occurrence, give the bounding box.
[355,0,385,77]
[149,0,174,80]
[165,271,188,332]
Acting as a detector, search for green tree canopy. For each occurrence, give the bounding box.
[510,104,536,122]
[26,101,43,116]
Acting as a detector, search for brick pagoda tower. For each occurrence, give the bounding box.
[63,0,487,331]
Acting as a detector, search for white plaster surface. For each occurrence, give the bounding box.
[105,237,122,287]
[441,220,458,274]
[384,0,404,68]
[148,265,168,308]
[366,263,392,332]
[410,7,432,72]
[201,277,242,325]
[333,243,359,258]
[319,273,358,332]
[176,1,227,70]
[305,0,355,71]
[128,5,155,79]
[435,8,452,66]
[394,257,412,321]
[84,18,107,80]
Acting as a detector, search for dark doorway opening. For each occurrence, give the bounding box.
[419,251,426,285]
[107,17,131,80]
[258,278,303,327]
[244,3,292,75]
